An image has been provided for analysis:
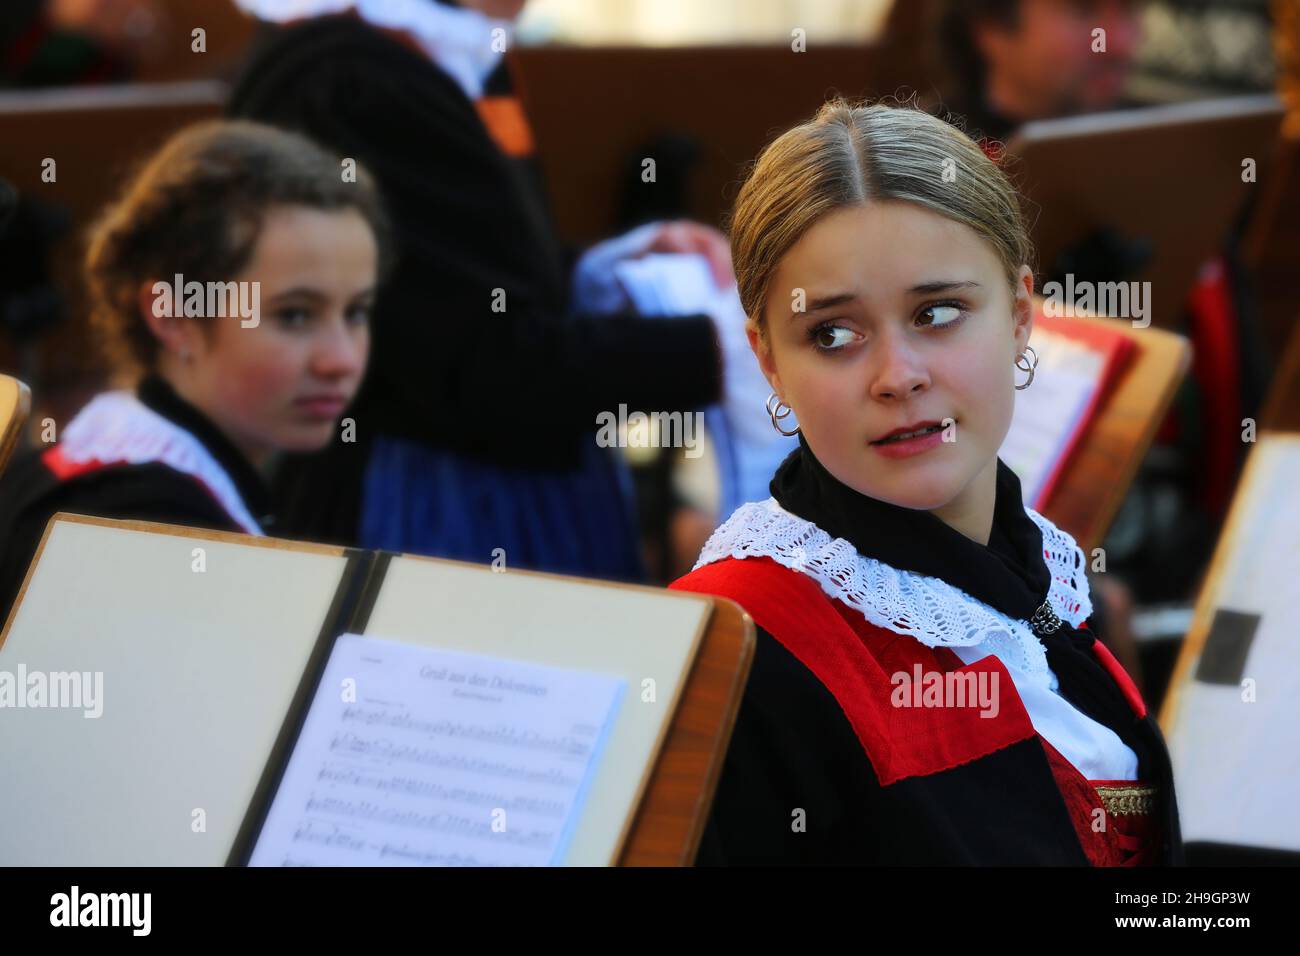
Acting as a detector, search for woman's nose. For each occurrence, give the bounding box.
[869,334,929,401]
[312,321,366,378]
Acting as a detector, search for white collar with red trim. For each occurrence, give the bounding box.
[694,497,1143,780]
[54,391,265,536]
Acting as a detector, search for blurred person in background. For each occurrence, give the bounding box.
[934,0,1144,144]
[229,0,739,583]
[0,120,387,619]
[0,0,167,87]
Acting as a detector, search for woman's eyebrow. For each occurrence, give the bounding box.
[909,280,981,294]
[793,281,983,320]
[795,291,857,319]
[266,287,328,304]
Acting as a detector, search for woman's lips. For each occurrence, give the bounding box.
[294,396,347,419]
[871,420,944,443]
[868,424,947,460]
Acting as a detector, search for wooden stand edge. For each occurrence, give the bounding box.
[0,375,31,479]
[1039,316,1192,552]
[618,596,755,866]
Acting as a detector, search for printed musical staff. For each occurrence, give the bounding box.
[249,635,625,866]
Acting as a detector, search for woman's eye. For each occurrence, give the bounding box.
[346,306,371,326]
[276,308,311,328]
[811,324,858,351]
[918,304,965,328]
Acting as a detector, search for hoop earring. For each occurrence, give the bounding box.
[766,392,800,436]
[1014,345,1038,390]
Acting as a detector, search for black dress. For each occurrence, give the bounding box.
[671,435,1184,865]
[0,375,275,621]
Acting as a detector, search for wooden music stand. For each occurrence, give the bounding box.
[377,543,759,866]
[0,375,31,478]
[1031,307,1192,553]
[616,596,753,865]
[1007,96,1284,331]
[363,548,757,866]
[0,513,754,867]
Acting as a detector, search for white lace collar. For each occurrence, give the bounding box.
[694,497,1094,693]
[56,392,265,536]
[233,0,512,99]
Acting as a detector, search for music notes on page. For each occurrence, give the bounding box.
[247,634,626,866]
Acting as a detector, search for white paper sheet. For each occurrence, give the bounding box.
[1167,437,1300,851]
[248,634,626,866]
[1000,329,1107,508]
[615,253,718,314]
[613,253,798,514]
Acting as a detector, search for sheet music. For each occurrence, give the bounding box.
[248,634,626,867]
[1000,329,1107,507]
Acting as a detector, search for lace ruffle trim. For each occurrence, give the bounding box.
[694,497,1094,692]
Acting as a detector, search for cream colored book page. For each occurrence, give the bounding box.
[1164,434,1300,850]
[0,519,347,865]
[362,557,712,865]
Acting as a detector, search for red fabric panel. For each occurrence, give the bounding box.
[40,446,105,481]
[1089,637,1147,719]
[1040,737,1119,866]
[670,556,1038,785]
[1186,257,1241,521]
[39,446,232,526]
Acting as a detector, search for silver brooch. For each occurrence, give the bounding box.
[1030,600,1063,636]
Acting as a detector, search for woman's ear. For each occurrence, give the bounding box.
[1012,264,1035,355]
[745,319,784,399]
[137,279,200,360]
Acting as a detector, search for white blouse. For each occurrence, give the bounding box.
[695,496,1139,781]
